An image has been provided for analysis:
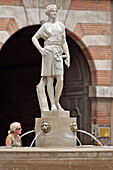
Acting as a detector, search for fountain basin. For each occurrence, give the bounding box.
[0,146,113,169]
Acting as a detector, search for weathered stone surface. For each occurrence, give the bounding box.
[88,60,111,71]
[23,0,39,8]
[0,147,113,170]
[0,6,28,28]
[32,4,70,112]
[41,110,70,118]
[39,0,71,10]
[65,10,111,32]
[89,86,113,98]
[82,35,111,47]
[35,117,77,147]
[0,31,10,44]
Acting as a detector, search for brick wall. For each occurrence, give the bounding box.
[92,98,111,145]
[0,18,19,49]
[70,0,111,11]
[0,0,23,6]
[0,18,19,35]
[74,23,111,85]
[92,99,111,125]
[69,0,112,145]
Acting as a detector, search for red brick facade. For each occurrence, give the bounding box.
[68,1,112,145]
[0,42,3,49]
[92,99,111,124]
[0,18,19,35]
[73,23,111,85]
[0,0,23,6]
[86,46,111,60]
[0,18,19,49]
[70,0,111,11]
[91,70,111,85]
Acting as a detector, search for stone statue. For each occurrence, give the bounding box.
[32,4,70,112]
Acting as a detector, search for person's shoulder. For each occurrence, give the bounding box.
[6,134,12,141]
[8,134,12,137]
[8,134,13,139]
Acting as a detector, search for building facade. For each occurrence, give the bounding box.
[0,0,112,146]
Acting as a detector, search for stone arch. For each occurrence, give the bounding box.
[0,24,92,146]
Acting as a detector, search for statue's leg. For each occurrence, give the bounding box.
[55,75,64,110]
[47,76,57,111]
[36,77,49,112]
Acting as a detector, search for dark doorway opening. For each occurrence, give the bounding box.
[0,25,42,146]
[0,25,91,146]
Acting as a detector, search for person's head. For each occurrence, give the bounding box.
[45,4,57,18]
[8,122,22,135]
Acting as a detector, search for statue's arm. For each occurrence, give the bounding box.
[62,40,70,68]
[32,32,48,56]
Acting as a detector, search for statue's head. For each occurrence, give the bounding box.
[45,4,57,16]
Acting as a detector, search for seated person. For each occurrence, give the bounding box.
[5,122,22,147]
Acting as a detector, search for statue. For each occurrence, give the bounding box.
[32,4,70,112]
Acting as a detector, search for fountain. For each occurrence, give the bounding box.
[0,4,113,169]
[9,124,103,147]
[77,130,103,147]
[1,124,113,169]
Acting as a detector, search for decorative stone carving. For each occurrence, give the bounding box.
[70,121,78,133]
[41,120,51,133]
[32,4,70,112]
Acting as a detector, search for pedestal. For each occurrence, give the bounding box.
[35,110,77,147]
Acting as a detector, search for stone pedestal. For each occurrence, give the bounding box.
[35,110,77,147]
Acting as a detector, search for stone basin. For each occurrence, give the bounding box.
[0,146,113,170]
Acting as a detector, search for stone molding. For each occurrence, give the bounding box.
[89,86,113,98]
[0,147,113,169]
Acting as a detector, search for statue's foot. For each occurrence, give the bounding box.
[51,104,57,111]
[56,102,64,111]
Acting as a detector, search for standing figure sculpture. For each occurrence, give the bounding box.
[32,4,70,112]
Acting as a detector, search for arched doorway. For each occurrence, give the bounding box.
[0,25,91,146]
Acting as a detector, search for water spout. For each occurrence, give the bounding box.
[30,130,43,147]
[75,135,82,146]
[19,130,35,139]
[77,130,103,147]
[12,130,35,146]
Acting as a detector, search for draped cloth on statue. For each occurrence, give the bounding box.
[37,21,66,77]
